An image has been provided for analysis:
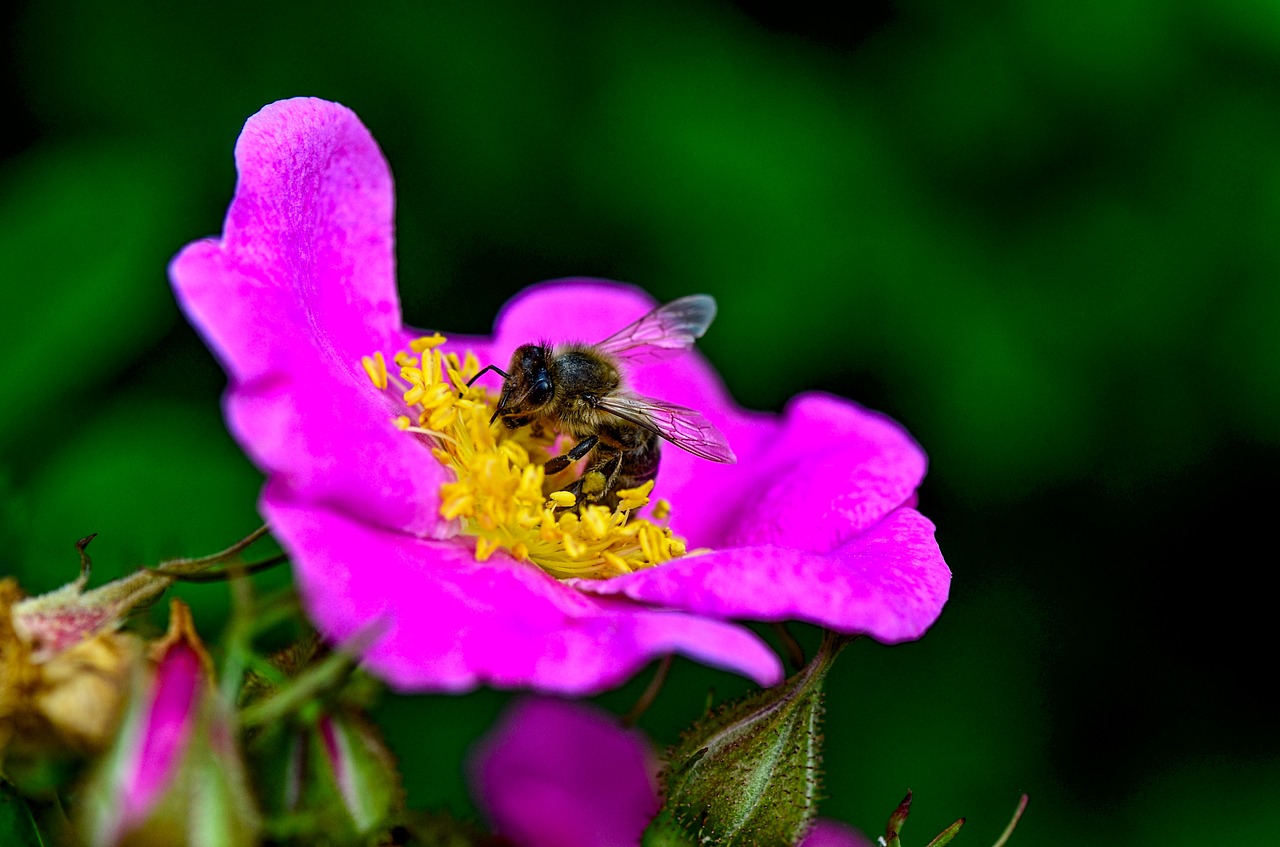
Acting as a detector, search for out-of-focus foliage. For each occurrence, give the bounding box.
[2,1,1276,845]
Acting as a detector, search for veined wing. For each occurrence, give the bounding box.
[596,294,718,362]
[598,392,736,463]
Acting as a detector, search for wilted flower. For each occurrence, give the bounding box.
[469,696,873,847]
[0,553,158,767]
[169,97,950,695]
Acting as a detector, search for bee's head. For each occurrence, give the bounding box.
[492,343,554,426]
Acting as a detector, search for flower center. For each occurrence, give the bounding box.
[361,336,688,579]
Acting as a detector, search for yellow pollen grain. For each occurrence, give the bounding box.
[362,333,697,580]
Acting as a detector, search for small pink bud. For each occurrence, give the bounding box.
[79,600,259,847]
[252,710,402,839]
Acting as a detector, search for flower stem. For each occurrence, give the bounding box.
[990,794,1029,847]
[167,553,288,583]
[153,524,273,577]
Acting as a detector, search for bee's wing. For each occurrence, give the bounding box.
[598,392,737,463]
[596,295,718,362]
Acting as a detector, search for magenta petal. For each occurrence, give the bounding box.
[172,97,405,383]
[223,356,454,538]
[666,393,929,551]
[122,642,203,825]
[575,508,950,643]
[470,697,661,847]
[169,98,451,538]
[263,487,783,694]
[801,819,877,847]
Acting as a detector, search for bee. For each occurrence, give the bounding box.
[465,294,737,510]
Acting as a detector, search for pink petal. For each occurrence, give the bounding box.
[575,508,950,643]
[664,393,928,551]
[122,641,203,826]
[169,98,452,538]
[801,819,877,847]
[478,284,927,552]
[172,97,405,383]
[469,697,661,847]
[263,487,783,694]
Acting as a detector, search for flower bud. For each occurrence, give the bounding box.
[649,632,851,847]
[243,637,402,840]
[78,599,260,847]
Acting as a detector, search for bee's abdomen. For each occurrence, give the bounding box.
[617,436,661,489]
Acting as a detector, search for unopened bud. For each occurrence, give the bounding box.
[79,600,260,847]
[650,631,851,847]
[242,636,401,840]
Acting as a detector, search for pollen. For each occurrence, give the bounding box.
[363,336,688,580]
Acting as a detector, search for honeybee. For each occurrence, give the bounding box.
[466,294,736,509]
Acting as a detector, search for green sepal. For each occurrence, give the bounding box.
[923,818,966,847]
[651,631,851,846]
[884,791,912,847]
[640,809,698,847]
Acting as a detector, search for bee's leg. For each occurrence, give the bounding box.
[544,435,598,476]
[566,451,624,510]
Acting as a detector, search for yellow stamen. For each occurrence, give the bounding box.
[548,491,577,508]
[363,333,694,580]
[409,333,447,352]
[361,352,388,390]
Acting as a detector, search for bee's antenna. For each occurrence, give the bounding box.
[462,364,510,400]
[464,364,512,420]
[465,364,509,387]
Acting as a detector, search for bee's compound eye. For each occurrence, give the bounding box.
[528,379,553,406]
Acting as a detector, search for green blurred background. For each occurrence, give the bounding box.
[3,1,1277,844]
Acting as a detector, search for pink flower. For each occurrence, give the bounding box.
[469,696,874,847]
[169,97,950,695]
